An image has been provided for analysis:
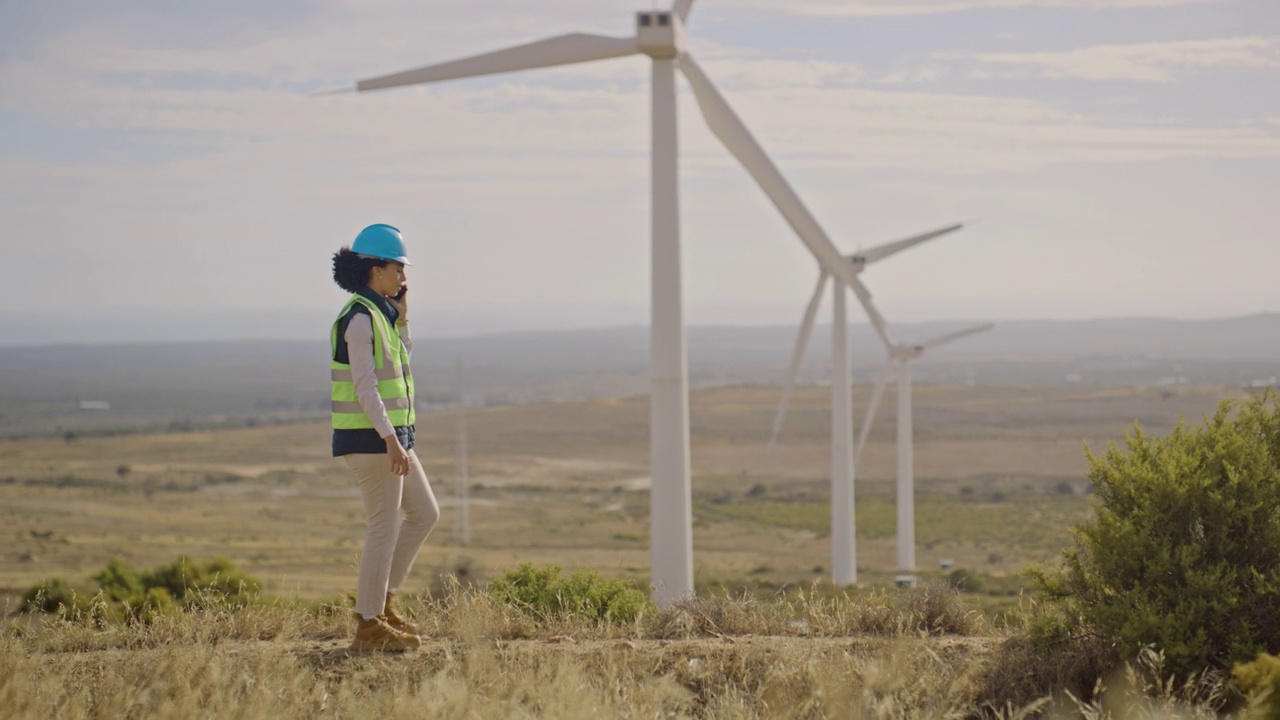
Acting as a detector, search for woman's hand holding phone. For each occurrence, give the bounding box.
[388,285,408,323]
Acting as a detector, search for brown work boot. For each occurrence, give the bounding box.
[381,592,422,637]
[350,616,420,652]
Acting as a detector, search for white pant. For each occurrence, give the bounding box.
[344,449,440,619]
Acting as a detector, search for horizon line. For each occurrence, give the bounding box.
[1,311,1276,350]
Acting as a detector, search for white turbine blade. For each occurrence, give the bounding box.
[673,0,695,21]
[677,54,868,294]
[919,323,994,351]
[767,271,829,455]
[845,280,897,349]
[356,33,640,92]
[855,223,964,266]
[855,362,894,464]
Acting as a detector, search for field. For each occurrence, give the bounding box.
[0,382,1250,717]
[1,382,1235,603]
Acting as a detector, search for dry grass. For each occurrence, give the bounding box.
[1,583,1237,719]
[4,585,991,719]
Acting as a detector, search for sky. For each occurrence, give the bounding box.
[1,0,1278,345]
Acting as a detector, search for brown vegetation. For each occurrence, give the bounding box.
[2,582,1237,718]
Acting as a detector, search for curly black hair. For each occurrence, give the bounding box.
[331,247,390,294]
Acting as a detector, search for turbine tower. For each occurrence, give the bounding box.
[767,223,965,586]
[323,0,876,607]
[852,294,993,577]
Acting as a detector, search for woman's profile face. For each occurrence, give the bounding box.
[369,262,406,298]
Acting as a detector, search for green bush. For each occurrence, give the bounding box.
[125,587,178,622]
[20,578,83,614]
[94,559,144,602]
[142,556,261,605]
[1234,652,1280,719]
[23,556,261,622]
[946,568,984,593]
[489,562,559,611]
[489,563,653,623]
[1036,392,1280,678]
[1027,608,1073,652]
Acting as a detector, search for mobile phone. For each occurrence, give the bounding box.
[393,287,407,301]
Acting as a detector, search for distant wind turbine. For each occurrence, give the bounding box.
[852,291,993,576]
[321,0,877,606]
[766,223,964,586]
[767,223,966,456]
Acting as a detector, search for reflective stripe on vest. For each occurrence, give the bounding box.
[330,295,415,430]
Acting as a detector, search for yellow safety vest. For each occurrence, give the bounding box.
[330,295,415,430]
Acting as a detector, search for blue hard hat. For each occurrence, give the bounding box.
[351,224,411,265]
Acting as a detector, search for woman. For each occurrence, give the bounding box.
[330,223,439,652]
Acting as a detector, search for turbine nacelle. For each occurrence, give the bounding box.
[636,11,685,59]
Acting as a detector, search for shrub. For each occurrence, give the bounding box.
[489,563,653,623]
[980,632,1120,711]
[946,568,984,593]
[1037,392,1280,679]
[1234,652,1280,718]
[94,559,143,602]
[23,556,262,622]
[142,556,261,605]
[20,578,83,614]
[1027,607,1073,652]
[897,582,982,636]
[125,587,177,622]
[489,563,559,611]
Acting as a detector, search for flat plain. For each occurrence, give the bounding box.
[0,382,1238,608]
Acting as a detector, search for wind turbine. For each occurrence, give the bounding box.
[766,223,967,456]
[322,0,878,606]
[765,223,963,586]
[852,292,993,577]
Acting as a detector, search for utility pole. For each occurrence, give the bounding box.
[451,357,471,546]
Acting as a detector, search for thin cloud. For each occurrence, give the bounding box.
[5,39,1278,184]
[743,0,1224,17]
[953,36,1280,82]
